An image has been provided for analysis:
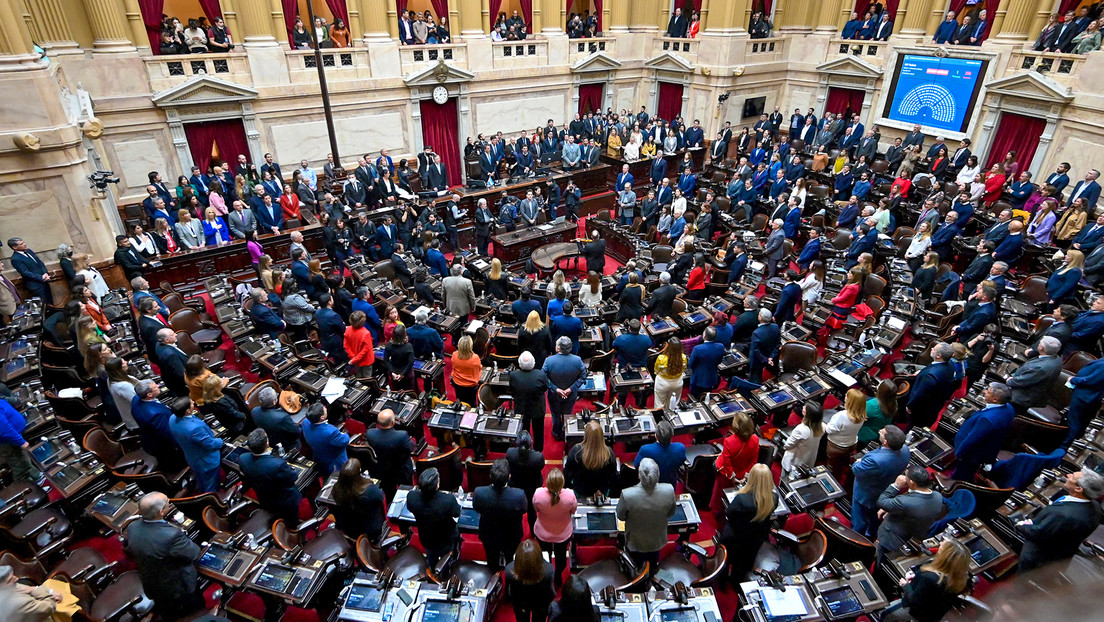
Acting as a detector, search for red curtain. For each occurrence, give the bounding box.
[519,0,533,32]
[825,87,866,117]
[136,0,164,52]
[325,0,350,25]
[397,0,407,19]
[657,82,684,123]
[184,119,250,177]
[431,0,448,20]
[949,0,1000,40]
[595,0,603,30]
[282,0,299,47]
[197,0,222,21]
[985,112,1046,173]
[579,83,604,115]
[420,97,462,190]
[490,0,503,28]
[1059,0,1082,16]
[854,0,900,20]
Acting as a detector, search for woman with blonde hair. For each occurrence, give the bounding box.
[202,206,231,246]
[564,420,617,498]
[258,254,275,289]
[518,310,552,367]
[825,389,868,484]
[450,335,482,407]
[485,258,508,301]
[105,357,139,431]
[198,373,246,435]
[75,315,108,359]
[234,173,249,202]
[72,254,109,302]
[1048,248,1085,309]
[532,468,576,587]
[720,463,777,581]
[653,337,686,413]
[175,208,204,249]
[579,271,602,307]
[904,221,933,273]
[150,217,178,254]
[884,539,971,621]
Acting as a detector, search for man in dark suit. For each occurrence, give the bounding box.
[688,327,726,397]
[968,9,987,44]
[124,492,204,618]
[314,293,346,365]
[851,426,910,538]
[471,459,528,571]
[248,289,286,339]
[154,329,189,397]
[799,119,818,145]
[961,241,996,293]
[237,428,303,525]
[343,176,368,209]
[876,466,945,562]
[764,218,786,278]
[930,211,963,262]
[748,309,780,382]
[510,351,550,451]
[1007,336,1063,413]
[666,7,688,37]
[1064,357,1104,447]
[1048,10,1080,52]
[111,235,151,282]
[902,124,924,150]
[872,12,893,40]
[650,156,668,186]
[137,298,170,364]
[7,237,53,304]
[406,467,461,566]
[1073,212,1104,252]
[906,342,957,429]
[254,194,284,234]
[773,270,803,326]
[583,230,607,274]
[685,119,705,148]
[390,243,413,286]
[855,130,879,162]
[365,409,415,501]
[131,381,181,469]
[731,297,760,353]
[710,134,728,163]
[950,138,972,171]
[951,285,997,342]
[1016,468,1104,572]
[1067,169,1101,209]
[376,216,399,258]
[952,382,1016,481]
[845,223,879,269]
[250,386,302,452]
[424,155,449,191]
[952,15,974,44]
[644,271,678,319]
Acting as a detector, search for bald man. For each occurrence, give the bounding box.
[124,493,204,619]
[365,409,415,501]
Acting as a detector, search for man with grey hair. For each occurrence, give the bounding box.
[131,276,169,317]
[732,294,760,352]
[906,342,958,430]
[124,492,204,618]
[748,308,780,381]
[1007,336,1063,414]
[250,386,301,452]
[289,230,307,259]
[154,328,189,397]
[1017,467,1103,572]
[510,351,550,450]
[542,337,587,442]
[407,307,445,378]
[0,562,61,621]
[442,262,476,317]
[616,457,676,571]
[645,271,678,319]
[952,382,1015,481]
[764,217,785,278]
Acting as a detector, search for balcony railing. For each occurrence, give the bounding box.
[399,43,468,73]
[654,36,698,60]
[1010,50,1084,75]
[491,39,548,68]
[745,37,785,61]
[568,37,615,62]
[828,39,887,60]
[144,52,251,90]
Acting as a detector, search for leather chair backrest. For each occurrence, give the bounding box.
[162,292,187,314]
[416,446,463,492]
[779,341,817,373]
[373,260,397,281]
[464,461,494,492]
[83,428,123,468]
[244,379,282,412]
[175,331,202,356]
[0,550,46,584]
[169,308,203,334]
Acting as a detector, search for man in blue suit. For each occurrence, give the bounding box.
[982,211,1012,246]
[688,327,726,397]
[906,342,957,429]
[952,382,1015,481]
[773,270,802,326]
[248,289,286,339]
[302,403,349,476]
[1065,357,1104,447]
[425,239,450,277]
[551,302,584,354]
[783,196,802,239]
[168,397,224,493]
[237,428,303,525]
[314,293,346,365]
[951,285,997,342]
[131,380,181,469]
[290,248,314,297]
[376,216,399,258]
[154,329,190,397]
[851,425,910,538]
[511,287,542,322]
[992,220,1025,263]
[132,277,170,318]
[543,337,587,441]
[797,229,822,270]
[727,241,749,285]
[650,156,668,186]
[1068,295,1104,356]
[845,222,879,268]
[748,309,781,382]
[254,194,284,234]
[7,237,53,304]
[1067,169,1101,209]
[1073,213,1104,253]
[615,164,634,191]
[930,212,963,262]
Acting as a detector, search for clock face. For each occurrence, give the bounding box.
[432,86,449,104]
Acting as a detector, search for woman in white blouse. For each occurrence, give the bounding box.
[623,130,642,161]
[579,271,603,307]
[663,133,679,155]
[129,223,158,259]
[824,389,867,484]
[954,155,981,187]
[792,177,808,208]
[671,187,688,220]
[904,221,933,272]
[799,260,825,318]
[72,254,109,302]
[782,402,824,476]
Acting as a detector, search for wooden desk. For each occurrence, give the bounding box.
[492,220,577,268]
[598,149,705,188]
[143,225,325,291]
[453,164,611,208]
[530,242,582,273]
[589,219,637,264]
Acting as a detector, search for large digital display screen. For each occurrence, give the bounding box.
[883,55,986,133]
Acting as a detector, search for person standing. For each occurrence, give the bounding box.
[851,426,910,538]
[1064,357,1104,447]
[472,459,528,571]
[616,458,676,571]
[1016,468,1104,572]
[876,466,945,564]
[124,493,204,620]
[542,337,587,442]
[0,400,42,486]
[720,464,777,582]
[532,468,577,587]
[331,458,387,542]
[905,342,957,430]
[506,432,545,531]
[237,429,303,526]
[824,389,867,485]
[711,413,761,523]
[653,337,686,412]
[505,540,556,622]
[882,540,972,622]
[365,409,414,501]
[633,420,686,487]
[167,397,224,494]
[406,467,460,566]
[951,383,1015,481]
[510,351,550,449]
[301,403,350,477]
[7,237,53,305]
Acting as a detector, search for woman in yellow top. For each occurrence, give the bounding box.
[653,337,687,412]
[1056,199,1090,246]
[606,131,623,159]
[832,151,850,175]
[641,138,658,159]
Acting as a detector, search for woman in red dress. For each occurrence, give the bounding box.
[280,183,302,220]
[982,163,1007,207]
[825,267,864,331]
[711,412,761,525]
[685,254,709,301]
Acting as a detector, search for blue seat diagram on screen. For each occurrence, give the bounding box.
[888,55,984,133]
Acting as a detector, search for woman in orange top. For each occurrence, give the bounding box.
[344,310,376,378]
[280,183,301,220]
[982,163,1007,206]
[77,285,111,332]
[711,412,761,523]
[329,19,350,47]
[450,335,482,408]
[825,267,863,331]
[685,253,708,301]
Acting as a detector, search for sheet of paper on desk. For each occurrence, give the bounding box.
[322,377,346,404]
[677,410,703,426]
[414,305,432,317]
[539,224,554,231]
[887,317,906,330]
[761,587,808,616]
[828,369,858,387]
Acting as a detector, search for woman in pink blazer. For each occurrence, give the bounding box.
[532,468,577,586]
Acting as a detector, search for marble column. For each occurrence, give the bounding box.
[927,3,947,37]
[777,0,814,33]
[630,0,659,30]
[356,0,391,42]
[81,0,136,53]
[459,0,485,38]
[1030,6,1052,44]
[121,0,150,52]
[705,0,751,34]
[897,0,932,37]
[0,0,41,68]
[236,0,280,47]
[990,0,1035,43]
[541,0,563,34]
[23,0,80,54]
[481,0,491,34]
[815,0,846,34]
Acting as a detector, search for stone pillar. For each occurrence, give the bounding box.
[459,0,485,38]
[541,0,563,33]
[897,0,931,37]
[990,0,1035,43]
[23,0,80,54]
[81,0,136,53]
[815,0,846,33]
[777,0,815,33]
[481,0,491,34]
[630,0,659,30]
[657,2,670,34]
[356,0,391,41]
[120,0,150,52]
[705,0,751,34]
[270,0,289,44]
[927,3,946,37]
[1030,6,1052,43]
[0,0,40,68]
[236,0,281,47]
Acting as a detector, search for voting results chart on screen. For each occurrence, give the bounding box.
[886,55,984,133]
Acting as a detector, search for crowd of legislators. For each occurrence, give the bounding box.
[8,92,1104,622]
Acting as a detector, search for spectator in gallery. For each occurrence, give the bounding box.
[207,16,234,52]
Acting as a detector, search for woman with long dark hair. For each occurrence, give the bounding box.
[331,458,387,541]
[548,576,600,622]
[506,539,556,622]
[385,324,415,391]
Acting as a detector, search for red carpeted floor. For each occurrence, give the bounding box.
[63,214,989,622]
